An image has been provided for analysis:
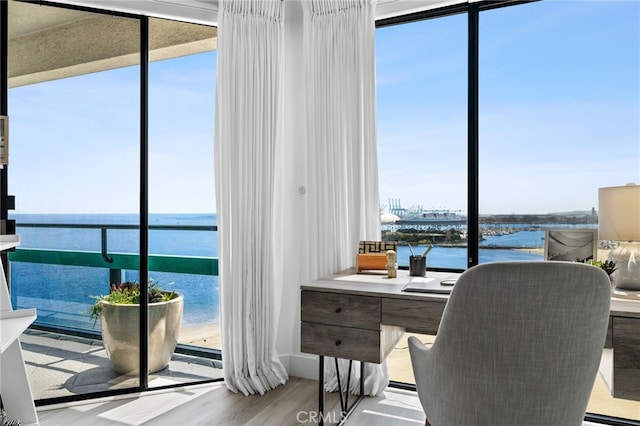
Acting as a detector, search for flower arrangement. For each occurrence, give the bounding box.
[90,279,179,321]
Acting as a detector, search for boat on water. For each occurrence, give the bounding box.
[382,199,466,225]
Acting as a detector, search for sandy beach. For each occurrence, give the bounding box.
[179,322,221,349]
[517,247,612,262]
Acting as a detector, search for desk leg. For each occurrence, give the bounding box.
[317,357,367,426]
[318,355,325,426]
[336,361,366,426]
[335,358,354,414]
[360,361,364,396]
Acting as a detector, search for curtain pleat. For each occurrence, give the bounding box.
[215,0,288,396]
[301,0,386,396]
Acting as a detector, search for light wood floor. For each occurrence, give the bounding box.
[35,377,627,426]
[37,377,342,426]
[26,329,639,424]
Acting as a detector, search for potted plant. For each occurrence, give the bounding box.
[91,280,183,374]
[586,259,617,289]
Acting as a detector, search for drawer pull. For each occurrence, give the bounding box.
[335,307,342,314]
[335,340,342,346]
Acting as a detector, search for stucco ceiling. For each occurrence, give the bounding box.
[8,0,217,87]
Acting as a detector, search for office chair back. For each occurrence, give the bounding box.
[409,261,611,426]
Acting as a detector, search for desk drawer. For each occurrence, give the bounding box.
[612,317,640,401]
[301,322,384,363]
[382,298,445,335]
[301,290,380,330]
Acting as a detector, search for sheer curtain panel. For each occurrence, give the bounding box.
[301,0,385,396]
[214,0,288,396]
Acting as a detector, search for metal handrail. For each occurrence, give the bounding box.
[10,222,221,361]
[16,223,217,231]
[13,222,219,276]
[9,248,218,276]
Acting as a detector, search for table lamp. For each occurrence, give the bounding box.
[598,183,640,290]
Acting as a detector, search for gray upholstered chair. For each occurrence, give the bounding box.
[408,261,611,426]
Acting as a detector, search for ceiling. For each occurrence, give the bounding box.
[45,0,466,25]
[8,0,463,87]
[46,0,221,26]
[8,0,217,87]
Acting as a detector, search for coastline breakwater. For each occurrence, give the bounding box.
[382,225,544,247]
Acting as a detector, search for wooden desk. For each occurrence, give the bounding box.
[605,291,640,401]
[301,269,457,362]
[300,268,458,424]
[300,267,640,423]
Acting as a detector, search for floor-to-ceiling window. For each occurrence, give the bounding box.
[479,1,639,266]
[376,11,468,386]
[377,13,468,272]
[4,0,221,404]
[7,0,143,398]
[478,1,639,420]
[376,1,640,422]
[147,16,219,390]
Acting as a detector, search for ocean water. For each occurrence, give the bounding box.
[9,214,546,331]
[395,230,543,271]
[10,214,219,330]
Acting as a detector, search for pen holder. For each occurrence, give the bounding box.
[409,255,426,277]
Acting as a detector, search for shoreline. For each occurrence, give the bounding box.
[179,322,221,349]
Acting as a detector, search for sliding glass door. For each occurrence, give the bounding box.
[5,1,222,402]
[147,16,221,389]
[7,0,142,398]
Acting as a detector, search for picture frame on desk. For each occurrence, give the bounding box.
[0,115,8,165]
[544,228,597,262]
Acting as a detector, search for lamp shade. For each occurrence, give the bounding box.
[598,184,640,241]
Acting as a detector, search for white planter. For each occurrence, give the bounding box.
[100,294,183,374]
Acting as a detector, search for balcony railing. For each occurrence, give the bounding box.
[8,222,219,337]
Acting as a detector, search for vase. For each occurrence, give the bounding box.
[100,294,183,374]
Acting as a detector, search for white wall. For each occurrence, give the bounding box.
[276,0,318,380]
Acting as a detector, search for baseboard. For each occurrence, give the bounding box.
[280,353,318,380]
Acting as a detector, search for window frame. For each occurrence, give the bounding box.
[376,3,639,424]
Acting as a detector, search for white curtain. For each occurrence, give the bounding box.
[214,0,288,396]
[301,0,386,396]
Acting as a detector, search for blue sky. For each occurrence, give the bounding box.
[8,1,640,215]
[9,53,216,214]
[376,0,640,214]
